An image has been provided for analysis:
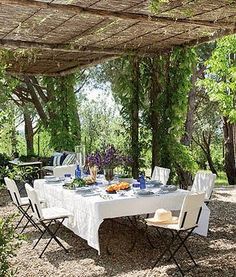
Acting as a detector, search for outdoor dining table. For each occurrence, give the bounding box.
[34,179,210,255]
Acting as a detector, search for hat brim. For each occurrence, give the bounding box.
[146,216,178,224]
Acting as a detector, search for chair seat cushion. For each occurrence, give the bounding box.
[21,197,30,205]
[146,220,197,231]
[41,207,72,221]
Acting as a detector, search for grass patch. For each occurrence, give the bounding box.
[215,171,229,187]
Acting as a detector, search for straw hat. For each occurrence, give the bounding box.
[146,208,178,224]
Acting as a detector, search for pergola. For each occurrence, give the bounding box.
[0,0,236,76]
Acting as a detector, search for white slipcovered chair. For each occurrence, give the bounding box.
[146,192,205,276]
[151,166,170,185]
[191,171,216,204]
[53,164,76,177]
[25,183,72,257]
[4,177,40,232]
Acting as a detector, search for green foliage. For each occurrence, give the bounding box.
[4,166,39,184]
[42,75,81,151]
[0,153,10,168]
[87,58,144,165]
[33,128,53,157]
[199,35,236,123]
[145,48,197,176]
[79,95,128,154]
[0,215,22,277]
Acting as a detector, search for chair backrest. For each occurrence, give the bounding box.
[25,183,43,220]
[151,166,170,185]
[177,192,205,230]
[191,171,216,200]
[53,164,76,177]
[4,177,22,206]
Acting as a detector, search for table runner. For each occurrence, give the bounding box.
[34,180,210,254]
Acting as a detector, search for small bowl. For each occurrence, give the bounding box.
[118,178,134,184]
[44,175,55,180]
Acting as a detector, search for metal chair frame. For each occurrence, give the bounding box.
[5,180,41,233]
[152,207,202,277]
[26,184,70,258]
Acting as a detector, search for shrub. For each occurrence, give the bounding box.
[0,215,22,276]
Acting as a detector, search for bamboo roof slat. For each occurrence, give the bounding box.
[0,0,235,76]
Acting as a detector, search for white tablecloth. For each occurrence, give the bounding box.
[34,180,210,254]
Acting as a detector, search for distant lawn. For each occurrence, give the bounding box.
[215,171,229,187]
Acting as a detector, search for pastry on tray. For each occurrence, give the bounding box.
[106,182,130,193]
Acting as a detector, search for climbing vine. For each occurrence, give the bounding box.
[161,47,197,173]
[42,75,81,151]
[141,47,197,179]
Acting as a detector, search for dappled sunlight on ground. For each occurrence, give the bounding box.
[0,187,235,277]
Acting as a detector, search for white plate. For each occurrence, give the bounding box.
[81,192,99,197]
[76,187,93,193]
[136,190,154,196]
[45,178,61,183]
[44,175,55,180]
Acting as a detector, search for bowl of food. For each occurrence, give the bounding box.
[106,182,130,194]
[63,178,86,190]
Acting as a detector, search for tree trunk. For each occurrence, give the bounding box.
[204,147,218,175]
[130,56,140,179]
[23,76,48,125]
[178,67,198,189]
[23,108,34,156]
[223,117,236,185]
[149,58,161,172]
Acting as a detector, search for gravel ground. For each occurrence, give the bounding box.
[0,187,235,277]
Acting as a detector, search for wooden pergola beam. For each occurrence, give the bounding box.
[0,38,160,56]
[0,39,123,54]
[2,0,234,29]
[183,28,236,47]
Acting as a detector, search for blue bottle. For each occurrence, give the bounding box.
[75,164,81,179]
[139,174,146,189]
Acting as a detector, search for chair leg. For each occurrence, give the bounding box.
[33,221,52,249]
[15,205,42,233]
[157,228,197,276]
[175,231,197,266]
[39,219,68,258]
[15,205,30,229]
[152,228,179,268]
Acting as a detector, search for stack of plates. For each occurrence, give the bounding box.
[76,186,93,194]
[146,180,163,188]
[45,177,61,183]
[160,185,177,192]
[135,190,154,197]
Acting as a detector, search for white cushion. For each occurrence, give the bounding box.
[41,207,72,221]
[53,154,63,166]
[62,153,76,165]
[53,164,76,177]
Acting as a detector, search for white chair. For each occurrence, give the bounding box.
[53,164,76,177]
[191,171,216,204]
[151,166,170,185]
[25,183,72,257]
[146,192,205,276]
[4,177,39,232]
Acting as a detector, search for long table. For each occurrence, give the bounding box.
[34,180,210,254]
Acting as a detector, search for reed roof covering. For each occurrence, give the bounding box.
[1,0,236,76]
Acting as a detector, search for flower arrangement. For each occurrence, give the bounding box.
[86,145,133,170]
